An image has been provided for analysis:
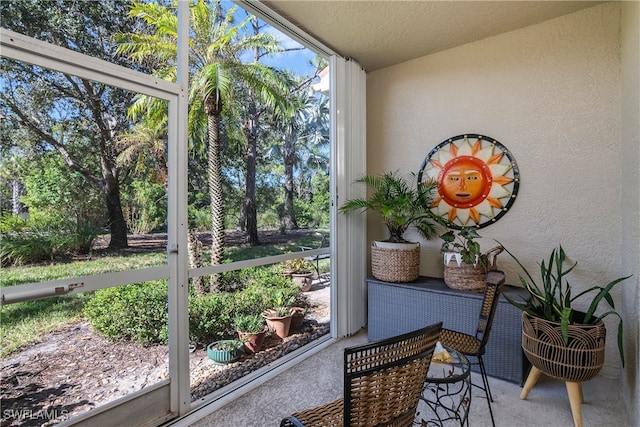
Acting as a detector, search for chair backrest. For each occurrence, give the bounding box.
[343,322,442,427]
[475,270,506,351]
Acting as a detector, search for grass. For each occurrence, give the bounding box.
[1,295,90,357]
[1,252,164,358]
[2,252,167,287]
[1,230,329,358]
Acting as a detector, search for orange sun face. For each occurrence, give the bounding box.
[439,156,492,208]
[418,134,520,229]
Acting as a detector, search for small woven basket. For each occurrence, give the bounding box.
[443,245,503,292]
[522,311,606,382]
[371,242,420,283]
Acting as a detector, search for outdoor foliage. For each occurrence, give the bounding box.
[84,281,170,345]
[189,269,299,344]
[0,0,147,248]
[84,268,300,346]
[0,214,101,266]
[1,0,329,358]
[121,179,167,234]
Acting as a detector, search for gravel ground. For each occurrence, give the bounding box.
[1,320,329,426]
[0,284,330,427]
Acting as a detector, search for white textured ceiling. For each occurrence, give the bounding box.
[263,1,605,72]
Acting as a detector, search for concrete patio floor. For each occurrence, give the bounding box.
[184,328,629,427]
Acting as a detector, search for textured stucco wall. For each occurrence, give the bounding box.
[620,1,640,425]
[367,2,634,380]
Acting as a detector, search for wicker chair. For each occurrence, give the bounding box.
[280,322,443,427]
[437,270,506,427]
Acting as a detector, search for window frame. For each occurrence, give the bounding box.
[0,0,367,422]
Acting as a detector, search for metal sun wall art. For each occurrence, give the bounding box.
[417,134,520,229]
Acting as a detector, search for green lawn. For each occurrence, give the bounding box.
[0,231,329,358]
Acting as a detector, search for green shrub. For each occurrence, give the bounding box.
[188,206,211,231]
[0,214,100,266]
[0,214,29,233]
[121,180,167,234]
[188,273,300,345]
[84,268,301,347]
[0,232,54,266]
[49,221,101,255]
[188,292,236,344]
[84,281,169,345]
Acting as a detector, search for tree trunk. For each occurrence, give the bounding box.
[281,131,298,231]
[207,109,224,292]
[187,229,207,296]
[244,114,260,246]
[11,179,27,217]
[104,172,128,249]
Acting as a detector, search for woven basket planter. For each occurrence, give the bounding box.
[371,242,420,283]
[522,311,606,382]
[442,246,502,292]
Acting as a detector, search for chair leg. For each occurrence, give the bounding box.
[478,356,496,427]
[478,356,493,402]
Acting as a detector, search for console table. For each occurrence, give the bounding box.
[367,276,531,385]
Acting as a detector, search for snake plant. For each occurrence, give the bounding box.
[502,244,631,367]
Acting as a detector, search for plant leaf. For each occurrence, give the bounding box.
[560,307,572,345]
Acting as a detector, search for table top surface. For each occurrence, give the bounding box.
[427,345,470,384]
[367,275,529,300]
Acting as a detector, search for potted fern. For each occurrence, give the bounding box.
[339,171,440,282]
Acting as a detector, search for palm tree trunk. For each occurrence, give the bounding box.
[282,131,298,231]
[244,112,260,246]
[187,229,207,296]
[207,112,224,291]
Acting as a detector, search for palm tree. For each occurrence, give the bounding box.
[117,0,294,291]
[273,86,329,231]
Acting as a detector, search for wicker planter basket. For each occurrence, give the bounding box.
[371,242,420,283]
[521,311,606,382]
[443,246,502,292]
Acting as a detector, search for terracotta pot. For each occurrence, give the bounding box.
[238,328,267,353]
[290,307,306,331]
[292,272,314,291]
[262,310,292,339]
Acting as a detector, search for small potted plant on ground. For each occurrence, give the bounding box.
[284,258,315,291]
[440,227,502,292]
[290,306,308,331]
[502,244,632,427]
[339,171,440,282]
[261,292,296,339]
[234,313,267,353]
[207,339,244,365]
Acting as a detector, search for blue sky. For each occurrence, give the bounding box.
[231,2,320,78]
[260,26,319,77]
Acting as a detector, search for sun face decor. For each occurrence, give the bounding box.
[417,134,519,229]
